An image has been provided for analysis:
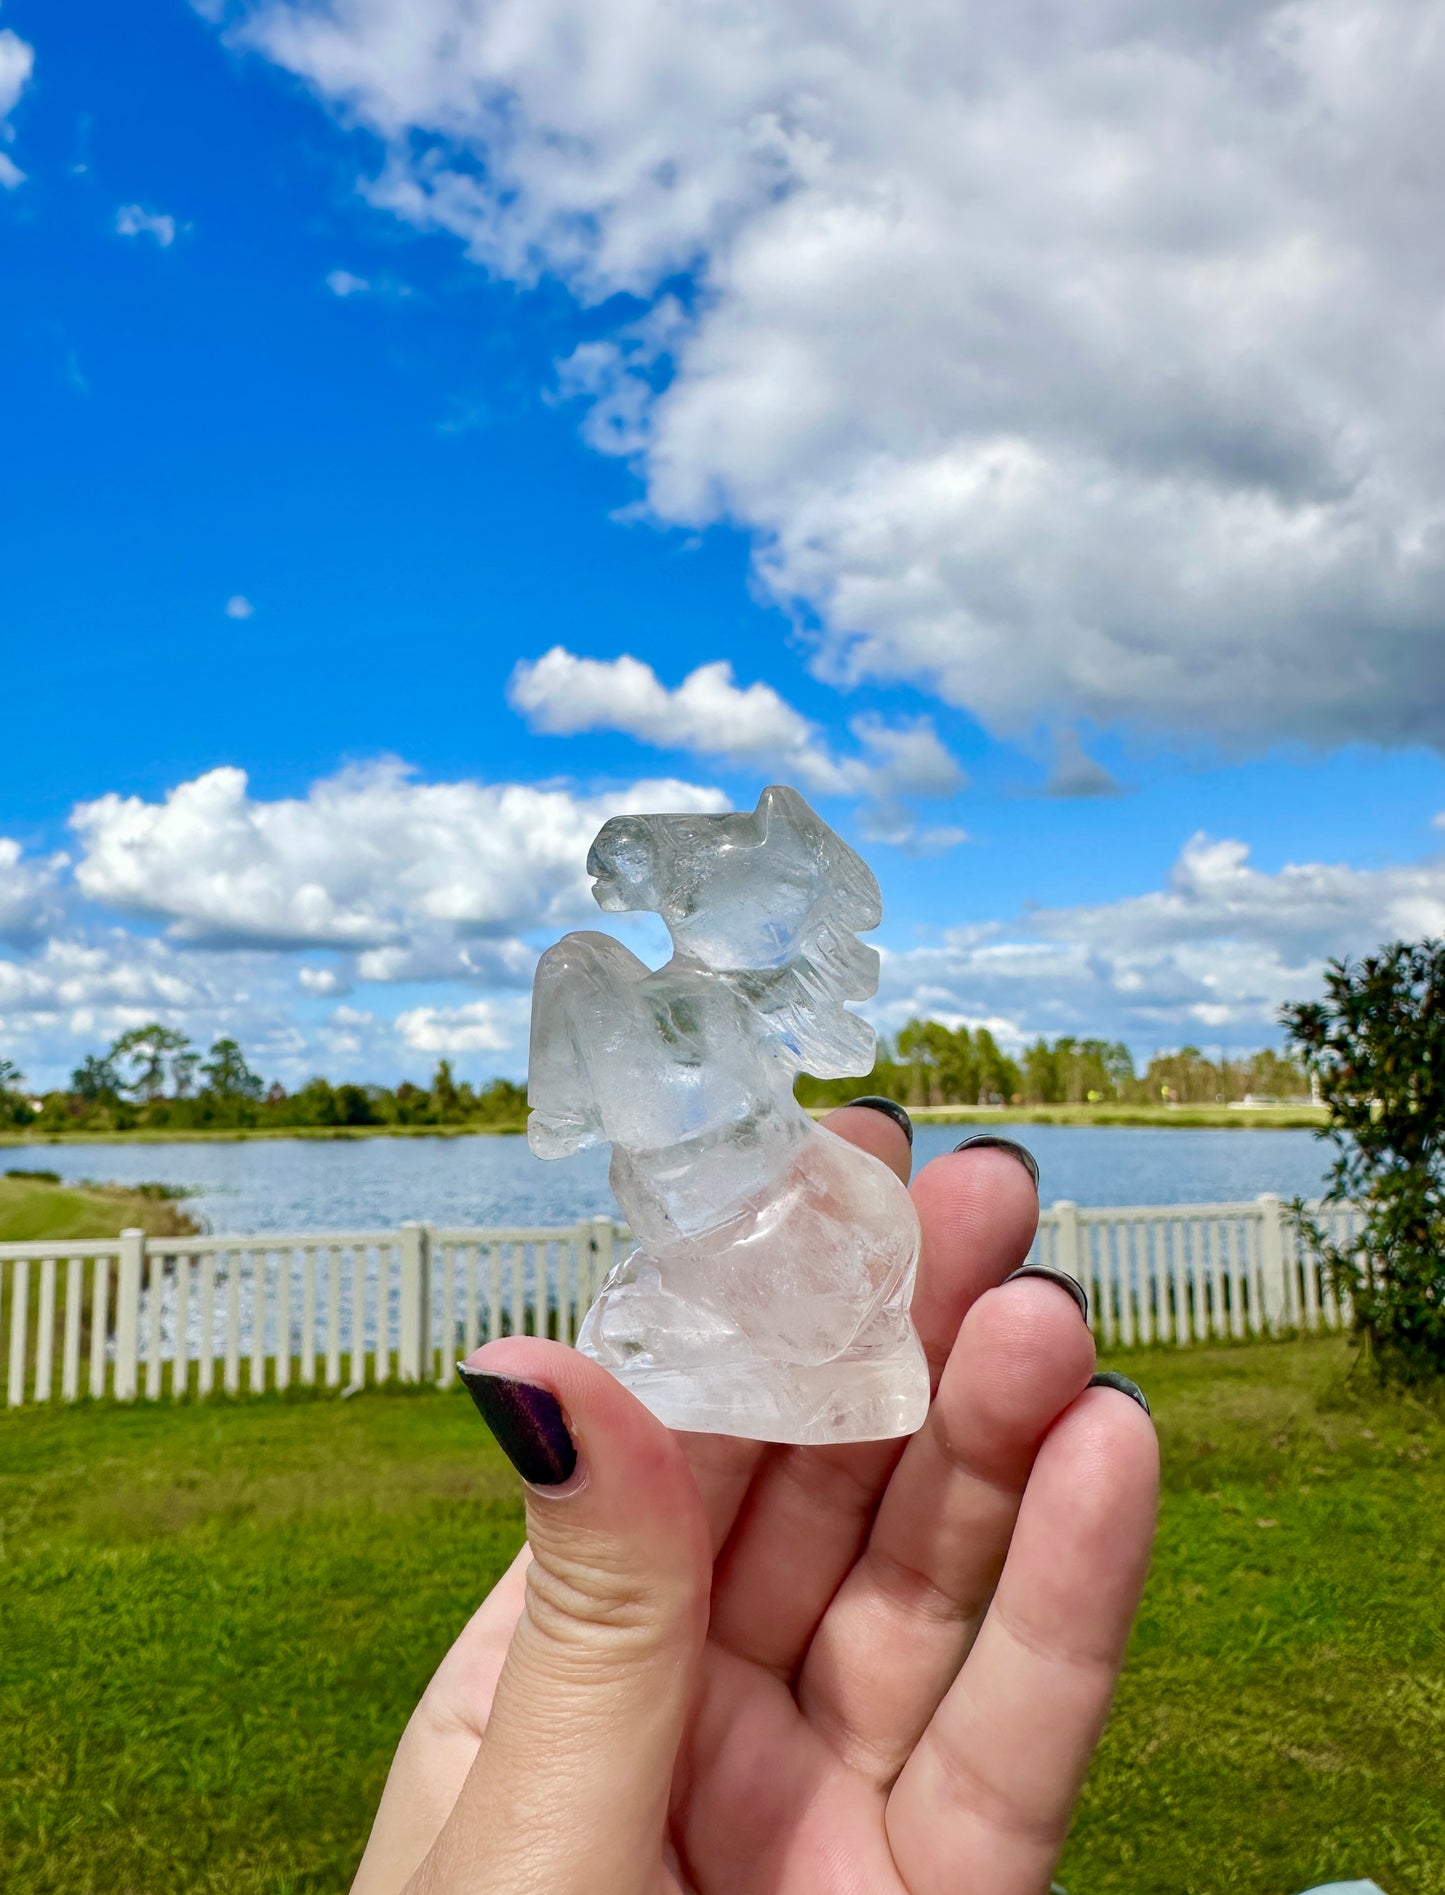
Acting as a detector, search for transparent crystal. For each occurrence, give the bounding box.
[528,784,929,1444]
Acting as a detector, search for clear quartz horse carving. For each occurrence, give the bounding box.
[527,784,930,1444]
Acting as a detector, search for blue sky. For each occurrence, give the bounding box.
[3,0,1445,1090]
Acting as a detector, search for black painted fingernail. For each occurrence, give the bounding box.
[846,1096,913,1146]
[1003,1264,1088,1325]
[457,1366,578,1485]
[952,1133,1040,1191]
[1087,1371,1151,1418]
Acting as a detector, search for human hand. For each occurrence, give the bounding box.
[352,1108,1159,1895]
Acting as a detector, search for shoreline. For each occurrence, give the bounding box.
[0,1104,1328,1148]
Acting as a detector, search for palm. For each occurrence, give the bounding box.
[361,1114,1157,1895]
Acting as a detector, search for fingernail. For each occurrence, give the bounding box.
[457,1366,578,1485]
[952,1133,1040,1192]
[1003,1264,1088,1325]
[845,1096,913,1146]
[1087,1370,1151,1418]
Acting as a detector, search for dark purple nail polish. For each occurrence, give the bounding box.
[1087,1370,1151,1418]
[457,1367,578,1485]
[952,1133,1040,1192]
[845,1096,913,1146]
[1003,1264,1089,1325]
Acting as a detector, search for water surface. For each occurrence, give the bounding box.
[5,1122,1334,1235]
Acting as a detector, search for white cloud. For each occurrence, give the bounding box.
[0,935,306,1087]
[68,759,727,956]
[0,935,206,1022]
[0,25,34,188]
[115,203,177,247]
[508,646,964,838]
[235,0,1445,755]
[877,830,1445,1046]
[224,594,255,619]
[396,998,509,1055]
[325,268,371,296]
[298,965,343,995]
[1034,832,1445,960]
[0,840,65,944]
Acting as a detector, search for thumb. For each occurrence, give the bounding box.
[415,1337,711,1895]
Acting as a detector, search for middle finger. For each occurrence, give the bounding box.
[706,1137,1042,1675]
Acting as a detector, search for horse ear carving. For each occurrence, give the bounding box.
[752,786,882,933]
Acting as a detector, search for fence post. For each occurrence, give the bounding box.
[585,1216,615,1309]
[6,1258,29,1408]
[1256,1194,1288,1332]
[1052,1200,1084,1311]
[115,1229,145,1402]
[398,1222,432,1383]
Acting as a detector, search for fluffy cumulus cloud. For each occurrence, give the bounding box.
[396,998,511,1055]
[230,0,1445,754]
[0,839,65,944]
[0,24,33,188]
[69,759,726,955]
[0,932,315,1087]
[878,831,1445,1043]
[508,647,964,839]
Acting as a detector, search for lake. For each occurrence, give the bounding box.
[4,1122,1335,1235]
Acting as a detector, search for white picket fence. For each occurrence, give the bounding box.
[0,1196,1362,1409]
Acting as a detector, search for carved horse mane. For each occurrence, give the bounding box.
[587,784,883,1080]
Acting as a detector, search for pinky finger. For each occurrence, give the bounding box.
[886,1380,1159,1895]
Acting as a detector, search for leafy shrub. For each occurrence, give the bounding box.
[1282,939,1445,1384]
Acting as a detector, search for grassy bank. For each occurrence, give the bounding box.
[0,1121,526,1147]
[0,1334,1440,1892]
[0,1170,199,1243]
[0,1103,1326,1148]
[906,1102,1328,1131]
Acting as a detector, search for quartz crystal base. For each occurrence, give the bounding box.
[575,1321,930,1444]
[575,1127,931,1444]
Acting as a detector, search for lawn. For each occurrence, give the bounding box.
[0,1336,1441,1894]
[0,1171,198,1243]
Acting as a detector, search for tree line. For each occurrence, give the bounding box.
[0,1018,1308,1135]
[793,1021,1309,1111]
[0,1027,526,1133]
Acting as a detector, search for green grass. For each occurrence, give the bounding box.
[0,1122,526,1147]
[904,1102,1328,1131]
[1,1103,1325,1147]
[0,1337,1441,1893]
[0,1173,198,1243]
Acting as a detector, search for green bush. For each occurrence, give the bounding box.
[1283,939,1445,1384]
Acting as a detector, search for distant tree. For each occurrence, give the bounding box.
[1022,1038,1061,1103]
[430,1059,463,1121]
[972,1027,1022,1104]
[1243,1048,1310,1100]
[473,1077,528,1126]
[1283,940,1445,1385]
[71,1052,121,1102]
[897,1019,983,1105]
[290,1077,342,1126]
[0,1056,32,1128]
[335,1082,378,1126]
[109,1025,194,1102]
[200,1038,264,1102]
